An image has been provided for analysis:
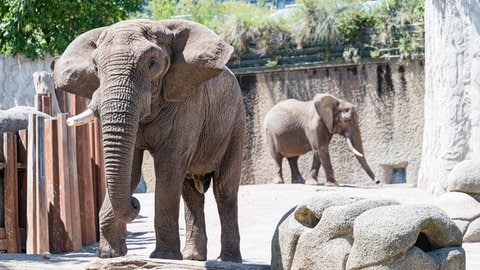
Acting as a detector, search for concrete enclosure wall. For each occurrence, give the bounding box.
[0,55,425,189]
[0,55,53,109]
[239,60,425,186]
[419,0,480,193]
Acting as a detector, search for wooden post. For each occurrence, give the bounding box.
[3,132,21,253]
[56,114,73,251]
[73,96,96,245]
[26,114,37,254]
[44,118,64,252]
[90,118,106,240]
[41,93,53,116]
[18,129,28,238]
[35,115,49,253]
[66,115,82,251]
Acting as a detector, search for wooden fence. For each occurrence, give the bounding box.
[0,74,106,254]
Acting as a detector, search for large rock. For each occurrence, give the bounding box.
[347,204,464,269]
[419,0,480,193]
[447,159,480,195]
[272,194,465,270]
[430,192,480,242]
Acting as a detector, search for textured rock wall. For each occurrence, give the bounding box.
[240,60,425,185]
[0,55,52,109]
[419,0,480,193]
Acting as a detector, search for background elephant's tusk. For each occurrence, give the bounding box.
[346,138,364,157]
[66,108,95,126]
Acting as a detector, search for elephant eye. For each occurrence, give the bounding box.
[148,59,157,71]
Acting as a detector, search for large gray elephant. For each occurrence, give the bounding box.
[264,93,378,186]
[51,19,246,262]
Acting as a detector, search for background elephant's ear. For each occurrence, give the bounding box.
[51,27,106,99]
[314,94,338,134]
[160,20,234,102]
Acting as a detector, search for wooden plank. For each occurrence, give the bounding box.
[0,227,5,238]
[66,111,82,252]
[44,118,64,252]
[56,114,73,252]
[94,119,106,210]
[90,118,106,241]
[26,114,37,254]
[41,93,53,116]
[35,115,49,253]
[74,97,96,246]
[18,130,28,233]
[55,89,68,114]
[36,94,44,112]
[3,132,21,253]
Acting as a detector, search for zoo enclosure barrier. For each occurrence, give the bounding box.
[0,72,106,254]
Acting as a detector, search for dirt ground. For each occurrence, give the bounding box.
[0,184,479,269]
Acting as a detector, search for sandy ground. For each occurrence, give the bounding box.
[0,184,479,269]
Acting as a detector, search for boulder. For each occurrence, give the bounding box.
[347,204,464,270]
[447,159,480,195]
[271,194,465,270]
[429,192,480,242]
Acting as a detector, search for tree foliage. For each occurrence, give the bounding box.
[0,0,145,59]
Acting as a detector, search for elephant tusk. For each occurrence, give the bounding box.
[66,108,95,126]
[346,138,364,157]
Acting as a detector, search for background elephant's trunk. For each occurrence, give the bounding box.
[346,122,378,183]
[100,89,142,222]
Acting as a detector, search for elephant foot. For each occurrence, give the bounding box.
[273,176,284,184]
[150,247,183,260]
[305,178,319,185]
[324,181,339,187]
[291,177,306,184]
[217,249,242,263]
[98,236,127,258]
[182,246,207,261]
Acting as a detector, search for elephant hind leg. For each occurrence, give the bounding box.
[287,156,305,184]
[182,177,208,261]
[212,172,242,263]
[306,154,321,185]
[271,154,284,184]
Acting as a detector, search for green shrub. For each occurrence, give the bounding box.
[336,8,377,45]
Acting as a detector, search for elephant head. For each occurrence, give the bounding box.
[51,19,234,222]
[314,93,377,183]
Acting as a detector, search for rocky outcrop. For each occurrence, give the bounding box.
[272,194,465,270]
[419,0,480,193]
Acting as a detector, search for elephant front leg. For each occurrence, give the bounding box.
[317,147,338,186]
[181,178,207,261]
[98,195,128,258]
[150,164,183,260]
[98,149,144,258]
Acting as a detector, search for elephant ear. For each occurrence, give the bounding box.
[159,20,234,102]
[313,93,339,134]
[51,27,107,99]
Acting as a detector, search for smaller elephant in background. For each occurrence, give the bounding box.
[264,93,378,186]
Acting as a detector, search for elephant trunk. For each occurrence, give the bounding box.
[346,125,378,184]
[99,87,142,222]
